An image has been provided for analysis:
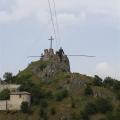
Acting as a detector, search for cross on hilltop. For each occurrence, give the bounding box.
[49,36,54,49]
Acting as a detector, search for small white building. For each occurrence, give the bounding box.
[0,92,31,111]
[0,84,21,92]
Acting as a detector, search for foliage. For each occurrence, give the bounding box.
[21,102,30,113]
[39,61,49,71]
[0,89,10,100]
[19,80,45,104]
[84,102,97,115]
[80,111,89,120]
[103,77,114,88]
[54,89,69,101]
[106,111,120,120]
[113,80,120,92]
[39,108,48,120]
[93,75,103,86]
[40,99,48,108]
[84,85,93,96]
[3,72,13,83]
[95,98,113,113]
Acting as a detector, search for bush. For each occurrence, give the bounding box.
[0,89,10,100]
[39,108,48,120]
[40,99,48,108]
[113,81,120,92]
[106,111,120,120]
[21,102,29,113]
[80,111,89,120]
[84,85,93,96]
[54,89,69,101]
[103,77,114,88]
[70,112,81,120]
[95,98,113,113]
[84,102,97,115]
[93,75,103,86]
[20,81,45,104]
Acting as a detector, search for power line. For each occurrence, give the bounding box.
[47,0,57,48]
[52,0,61,47]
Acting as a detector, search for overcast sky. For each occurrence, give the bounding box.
[0,0,120,79]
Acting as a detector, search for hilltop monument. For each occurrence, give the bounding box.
[29,36,70,81]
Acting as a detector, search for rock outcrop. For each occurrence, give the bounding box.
[30,48,70,81]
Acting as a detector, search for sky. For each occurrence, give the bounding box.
[0,0,120,79]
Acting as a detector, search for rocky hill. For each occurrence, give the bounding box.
[0,48,120,120]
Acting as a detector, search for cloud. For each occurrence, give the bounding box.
[96,62,120,79]
[0,0,119,27]
[96,62,112,72]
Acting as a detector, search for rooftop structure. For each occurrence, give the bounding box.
[0,84,21,92]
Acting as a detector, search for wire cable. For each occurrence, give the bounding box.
[47,0,57,48]
[52,0,61,48]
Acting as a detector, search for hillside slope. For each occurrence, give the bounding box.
[0,52,120,120]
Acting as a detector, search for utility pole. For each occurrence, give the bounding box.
[49,36,54,49]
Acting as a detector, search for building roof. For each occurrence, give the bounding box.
[10,92,31,95]
[0,84,21,92]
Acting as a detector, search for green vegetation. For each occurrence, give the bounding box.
[84,85,93,96]
[53,88,69,101]
[0,59,120,120]
[21,102,30,113]
[0,89,10,100]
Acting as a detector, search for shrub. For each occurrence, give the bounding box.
[93,75,103,86]
[21,102,29,113]
[40,99,48,108]
[39,108,48,120]
[70,112,81,120]
[80,111,89,120]
[20,81,45,104]
[103,77,114,88]
[95,98,113,113]
[54,89,69,101]
[84,85,93,96]
[84,102,97,115]
[0,89,10,100]
[113,81,120,92]
[106,111,120,120]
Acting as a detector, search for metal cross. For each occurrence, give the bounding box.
[49,36,54,49]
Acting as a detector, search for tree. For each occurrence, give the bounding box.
[103,77,114,88]
[84,85,93,96]
[0,89,10,100]
[93,75,103,86]
[20,81,45,104]
[21,102,29,113]
[3,72,13,83]
[113,81,120,92]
